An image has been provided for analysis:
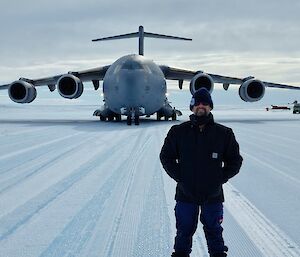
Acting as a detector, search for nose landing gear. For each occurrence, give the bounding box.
[156,108,182,121]
[123,107,144,126]
[126,109,140,126]
[134,115,140,125]
[126,116,132,125]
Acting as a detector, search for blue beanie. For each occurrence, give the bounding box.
[190,88,213,111]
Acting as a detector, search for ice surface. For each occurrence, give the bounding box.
[0,87,300,257]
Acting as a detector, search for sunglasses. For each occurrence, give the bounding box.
[194,101,210,106]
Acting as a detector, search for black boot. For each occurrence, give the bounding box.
[171,252,190,257]
[210,245,228,257]
[210,253,227,257]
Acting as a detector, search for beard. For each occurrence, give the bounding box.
[190,112,213,126]
[193,107,209,117]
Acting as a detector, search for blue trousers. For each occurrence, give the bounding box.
[174,201,226,255]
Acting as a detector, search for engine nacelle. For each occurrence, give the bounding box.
[8,81,37,104]
[57,74,83,99]
[239,79,265,102]
[190,73,214,95]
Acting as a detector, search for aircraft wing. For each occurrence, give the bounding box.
[0,84,10,90]
[261,81,300,90]
[0,65,110,90]
[160,65,300,90]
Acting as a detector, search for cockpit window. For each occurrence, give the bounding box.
[121,60,144,70]
[113,64,122,74]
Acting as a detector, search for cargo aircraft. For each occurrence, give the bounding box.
[1,26,300,125]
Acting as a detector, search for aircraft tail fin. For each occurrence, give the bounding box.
[92,26,192,56]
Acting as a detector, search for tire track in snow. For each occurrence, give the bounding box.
[222,207,265,257]
[156,125,182,256]
[0,133,101,194]
[131,136,172,257]
[233,125,300,145]
[77,130,154,257]
[0,126,60,152]
[0,130,128,217]
[80,125,173,257]
[0,132,135,242]
[38,130,151,257]
[0,139,89,177]
[0,131,84,167]
[236,130,300,164]
[0,125,52,137]
[224,183,300,257]
[102,134,153,257]
[240,150,300,185]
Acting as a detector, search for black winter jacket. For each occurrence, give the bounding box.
[160,113,243,204]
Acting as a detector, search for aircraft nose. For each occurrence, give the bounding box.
[120,72,146,104]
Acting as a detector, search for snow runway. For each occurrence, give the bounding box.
[0,103,299,257]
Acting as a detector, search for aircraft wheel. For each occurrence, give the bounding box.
[156,113,161,121]
[116,114,122,122]
[134,116,140,125]
[100,115,106,121]
[108,116,114,121]
[172,113,177,121]
[127,116,132,125]
[164,116,169,121]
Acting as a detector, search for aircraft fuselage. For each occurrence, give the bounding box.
[103,54,167,116]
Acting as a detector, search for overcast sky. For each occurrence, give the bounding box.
[1,0,300,86]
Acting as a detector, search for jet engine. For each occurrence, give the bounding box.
[190,73,214,95]
[239,79,265,102]
[57,74,83,99]
[8,81,37,103]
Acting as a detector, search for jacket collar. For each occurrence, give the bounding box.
[189,112,214,129]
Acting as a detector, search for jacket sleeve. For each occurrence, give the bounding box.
[160,126,181,182]
[222,129,243,183]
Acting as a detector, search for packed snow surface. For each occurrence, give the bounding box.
[0,88,300,257]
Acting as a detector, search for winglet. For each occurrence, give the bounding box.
[92,25,192,56]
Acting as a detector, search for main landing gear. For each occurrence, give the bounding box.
[93,109,122,122]
[98,114,122,122]
[156,111,178,121]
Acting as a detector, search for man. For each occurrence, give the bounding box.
[160,88,243,257]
